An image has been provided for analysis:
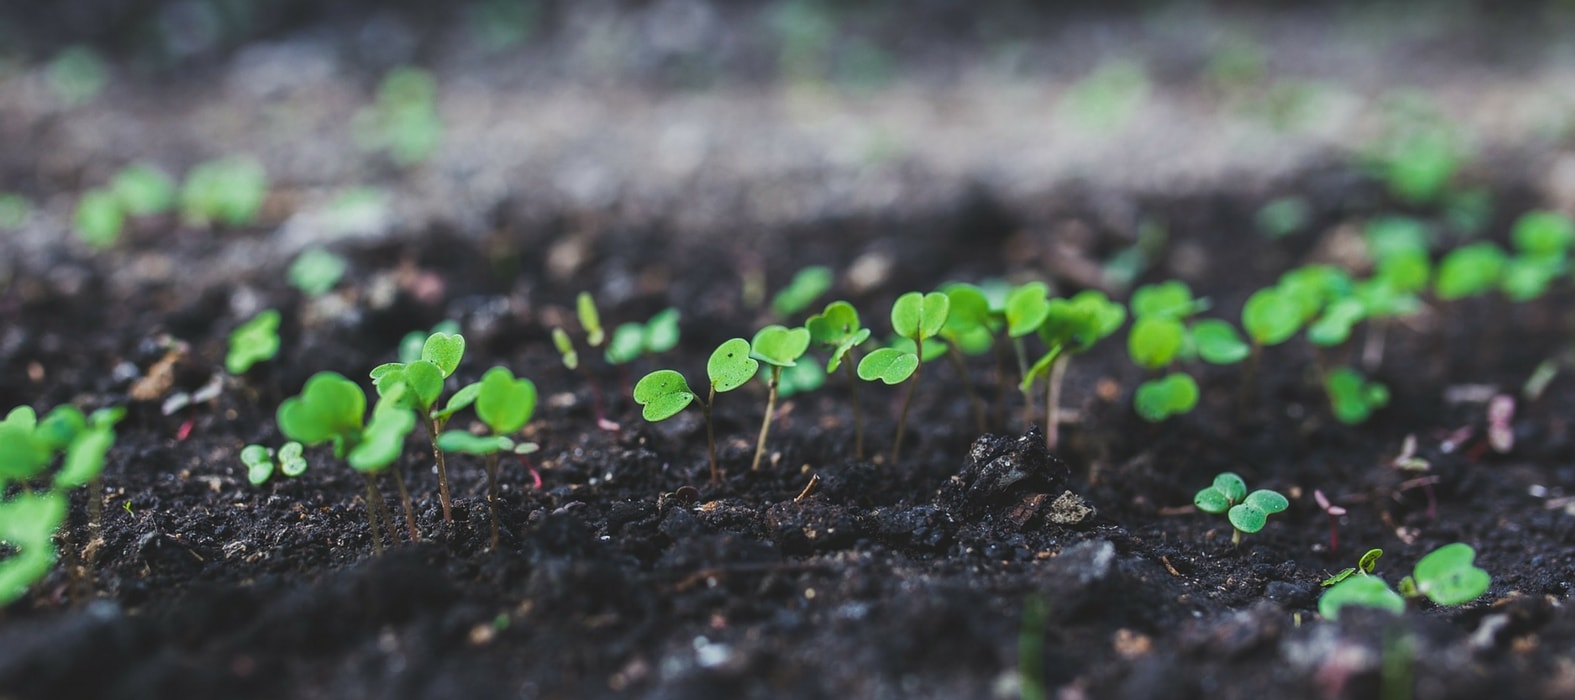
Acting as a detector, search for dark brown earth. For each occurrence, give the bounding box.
[4,3,1575,700]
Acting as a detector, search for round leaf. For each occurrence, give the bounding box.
[750,325,811,368]
[277,372,366,447]
[634,369,697,421]
[278,442,307,477]
[1194,487,1231,514]
[1132,373,1198,422]
[643,308,681,353]
[1227,502,1268,533]
[941,284,994,337]
[1130,281,1202,319]
[1243,489,1288,514]
[708,338,760,392]
[891,291,949,341]
[1413,543,1491,606]
[475,367,536,435]
[244,447,274,485]
[402,360,446,411]
[421,332,466,377]
[1192,319,1249,364]
[436,431,509,455]
[55,428,114,489]
[856,347,918,385]
[1212,472,1247,503]
[605,323,646,365]
[1319,575,1405,620]
[1241,288,1300,346]
[1005,283,1051,338]
[1127,317,1185,370]
[226,309,281,374]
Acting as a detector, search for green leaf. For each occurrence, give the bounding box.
[1307,298,1366,347]
[1319,575,1406,620]
[577,292,604,347]
[402,360,446,411]
[1042,291,1125,353]
[242,444,275,485]
[891,291,950,341]
[421,332,466,377]
[1192,319,1249,364]
[1130,281,1205,319]
[708,338,760,392]
[939,284,995,339]
[1241,288,1300,346]
[1020,346,1064,393]
[1511,210,1574,257]
[643,308,681,353]
[1412,543,1490,606]
[888,336,948,363]
[1212,472,1247,503]
[1325,366,1388,425]
[278,442,307,477]
[806,301,871,372]
[1133,373,1199,422]
[0,492,66,605]
[1435,242,1507,301]
[1365,216,1430,261]
[1228,502,1269,533]
[1359,548,1384,575]
[634,369,696,421]
[1500,255,1563,302]
[857,347,919,385]
[1277,265,1352,324]
[1,406,36,432]
[770,265,833,318]
[348,391,417,473]
[226,309,282,374]
[552,327,579,370]
[1322,568,1357,587]
[111,163,176,216]
[288,248,347,297]
[55,427,114,489]
[433,381,482,421]
[277,372,366,450]
[1375,251,1431,294]
[1243,489,1288,514]
[180,156,268,228]
[475,367,537,435]
[0,424,48,486]
[436,431,509,455]
[604,323,646,365]
[1127,317,1186,370]
[35,405,86,452]
[1194,487,1232,514]
[1005,282,1051,338]
[776,359,826,398]
[751,325,811,368]
[74,189,124,249]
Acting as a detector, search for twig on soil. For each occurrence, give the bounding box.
[792,474,821,503]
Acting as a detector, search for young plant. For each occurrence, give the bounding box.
[1500,211,1573,301]
[1319,543,1491,620]
[278,372,418,554]
[370,331,471,529]
[353,67,444,166]
[289,248,348,297]
[932,283,1000,435]
[180,156,268,228]
[552,292,618,429]
[1003,282,1052,424]
[1027,290,1125,446]
[1433,242,1507,301]
[74,189,124,250]
[437,367,538,549]
[1193,472,1288,545]
[858,292,949,463]
[240,441,307,486]
[111,163,177,217]
[749,325,811,471]
[1133,372,1199,423]
[1122,281,1235,423]
[1322,547,1384,588]
[227,309,281,375]
[1313,489,1348,553]
[1239,286,1303,405]
[770,265,833,319]
[633,338,759,484]
[806,301,873,458]
[604,308,681,365]
[0,491,67,605]
[1324,366,1389,425]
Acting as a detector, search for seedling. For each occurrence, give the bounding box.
[1324,366,1389,425]
[935,284,996,435]
[0,193,31,229]
[370,331,471,528]
[1133,372,1198,423]
[806,300,873,457]
[180,156,268,228]
[1003,282,1052,424]
[240,441,307,485]
[278,372,418,553]
[1319,543,1491,620]
[1027,290,1125,447]
[1193,472,1288,545]
[604,308,681,365]
[1501,211,1573,301]
[227,309,281,375]
[111,163,177,216]
[437,367,538,548]
[770,265,833,319]
[859,292,949,463]
[1240,286,1303,405]
[289,248,348,297]
[46,45,107,106]
[74,189,124,250]
[1434,242,1506,301]
[749,325,811,471]
[353,67,444,166]
[1314,489,1348,552]
[0,492,67,606]
[1322,548,1384,588]
[633,338,759,484]
[1255,196,1310,238]
[399,320,461,364]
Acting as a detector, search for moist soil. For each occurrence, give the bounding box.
[5,4,1575,700]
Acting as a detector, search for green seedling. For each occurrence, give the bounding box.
[1127,316,1186,370]
[240,441,307,486]
[181,156,268,228]
[1319,543,1491,620]
[437,367,537,548]
[1434,242,1506,301]
[806,301,873,457]
[1501,210,1574,301]
[1323,548,1384,588]
[1368,122,1462,206]
[1133,372,1198,422]
[371,331,470,528]
[604,308,681,365]
[227,309,281,375]
[1193,472,1288,545]
[278,372,418,553]
[771,266,833,319]
[749,325,811,471]
[111,163,176,216]
[1027,290,1125,448]
[1119,282,1231,423]
[398,320,461,365]
[0,492,67,606]
[1191,319,1250,364]
[1255,196,1310,238]
[0,193,31,229]
[353,67,444,166]
[74,189,124,250]
[858,292,948,463]
[1002,281,1053,426]
[935,283,997,435]
[1319,572,1407,620]
[775,360,826,397]
[1324,366,1389,424]
[1241,287,1302,348]
[46,45,107,106]
[289,248,348,297]
[578,292,604,346]
[552,328,579,370]
[633,338,759,484]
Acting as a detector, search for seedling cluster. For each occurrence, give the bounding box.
[1319,544,1491,620]
[1193,472,1288,545]
[74,157,269,248]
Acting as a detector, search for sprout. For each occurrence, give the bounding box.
[288,248,348,297]
[806,301,873,458]
[437,367,538,548]
[1193,472,1288,545]
[111,163,177,216]
[1241,287,1302,347]
[1510,210,1574,257]
[1119,281,1228,423]
[604,308,681,365]
[1320,572,1406,620]
[1371,125,1461,205]
[0,492,67,606]
[1191,319,1250,364]
[1434,242,1507,301]
[1319,543,1491,620]
[858,292,949,463]
[749,325,811,471]
[770,265,833,319]
[241,441,307,486]
[1005,282,1052,338]
[552,327,579,370]
[353,67,444,166]
[227,309,282,375]
[1133,372,1198,423]
[577,292,605,347]
[633,338,759,484]
[180,156,268,228]
[1027,290,1125,448]
[1255,196,1310,238]
[1324,366,1389,425]
[1323,548,1384,588]
[1127,316,1186,370]
[1314,489,1349,553]
[74,189,124,250]
[370,331,470,528]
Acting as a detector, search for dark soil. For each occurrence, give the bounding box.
[5,4,1575,700]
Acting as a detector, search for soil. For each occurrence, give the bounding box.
[4,3,1575,700]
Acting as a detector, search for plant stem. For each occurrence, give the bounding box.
[993,340,1009,428]
[844,356,864,460]
[893,356,922,464]
[1013,337,1032,427]
[1362,318,1389,372]
[389,467,421,542]
[1231,528,1242,547]
[424,416,453,524]
[1044,354,1069,451]
[704,385,718,485]
[750,367,781,472]
[1239,342,1262,416]
[486,452,501,549]
[947,346,987,436]
[87,474,103,566]
[362,473,386,555]
[370,474,398,546]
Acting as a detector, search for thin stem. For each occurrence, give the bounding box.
[893,356,922,464]
[1239,342,1262,417]
[370,474,398,546]
[704,385,718,485]
[362,473,386,555]
[87,474,103,566]
[947,346,987,436]
[844,356,864,460]
[486,452,501,549]
[750,367,781,472]
[390,467,421,543]
[1231,528,1242,547]
[1045,354,1069,451]
[993,339,1009,428]
[425,416,453,524]
[1362,317,1388,372]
